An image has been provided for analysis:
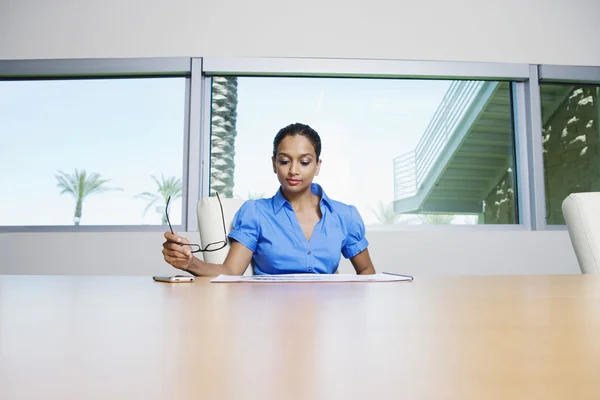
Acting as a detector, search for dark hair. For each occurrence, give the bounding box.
[272,123,322,160]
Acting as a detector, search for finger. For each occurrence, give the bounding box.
[164,242,192,255]
[164,232,182,243]
[166,231,191,246]
[172,230,190,244]
[163,252,193,268]
[163,240,185,250]
[163,255,186,268]
[171,232,190,244]
[163,249,191,263]
[163,241,181,250]
[163,246,191,259]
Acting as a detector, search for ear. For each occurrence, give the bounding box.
[271,156,276,173]
[315,159,322,176]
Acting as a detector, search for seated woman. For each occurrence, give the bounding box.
[162,122,376,276]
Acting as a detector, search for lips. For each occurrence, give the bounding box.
[287,179,301,186]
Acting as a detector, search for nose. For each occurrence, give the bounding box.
[289,161,299,176]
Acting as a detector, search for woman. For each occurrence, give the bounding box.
[162,123,376,276]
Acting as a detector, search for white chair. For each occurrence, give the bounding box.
[197,196,253,275]
[562,192,600,274]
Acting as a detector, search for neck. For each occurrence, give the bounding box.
[282,185,317,211]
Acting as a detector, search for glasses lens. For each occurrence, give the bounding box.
[204,242,227,252]
[183,244,201,253]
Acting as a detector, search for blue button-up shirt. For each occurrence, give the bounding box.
[228,183,368,275]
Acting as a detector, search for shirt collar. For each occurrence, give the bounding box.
[272,183,333,214]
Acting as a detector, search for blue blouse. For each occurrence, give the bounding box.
[227,183,369,275]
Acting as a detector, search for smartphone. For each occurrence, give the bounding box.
[153,275,195,283]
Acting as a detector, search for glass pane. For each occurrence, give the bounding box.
[204,242,227,252]
[209,77,517,225]
[0,77,187,226]
[185,244,202,253]
[541,84,600,225]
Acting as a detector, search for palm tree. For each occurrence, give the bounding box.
[211,76,238,198]
[420,213,455,224]
[136,175,182,224]
[370,200,399,225]
[55,169,121,225]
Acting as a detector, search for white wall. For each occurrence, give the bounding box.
[0,230,580,276]
[1,0,599,66]
[0,0,592,276]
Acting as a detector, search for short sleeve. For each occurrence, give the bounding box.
[228,201,261,252]
[341,205,369,259]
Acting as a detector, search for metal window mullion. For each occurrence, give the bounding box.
[180,75,192,232]
[185,58,204,232]
[199,72,213,200]
[539,65,600,85]
[524,65,547,230]
[512,81,532,229]
[202,57,530,81]
[0,57,192,78]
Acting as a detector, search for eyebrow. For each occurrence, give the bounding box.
[278,152,314,158]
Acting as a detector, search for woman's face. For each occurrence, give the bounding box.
[272,135,321,194]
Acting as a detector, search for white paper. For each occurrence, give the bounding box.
[210,273,413,283]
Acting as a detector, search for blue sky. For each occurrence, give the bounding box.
[0,78,186,225]
[0,75,457,226]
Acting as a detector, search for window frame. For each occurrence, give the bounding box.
[201,57,533,231]
[534,65,600,230]
[3,57,597,232]
[0,57,198,232]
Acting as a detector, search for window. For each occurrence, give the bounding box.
[209,76,518,225]
[0,77,187,226]
[540,83,600,225]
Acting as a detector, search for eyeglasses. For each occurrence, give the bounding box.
[165,193,228,253]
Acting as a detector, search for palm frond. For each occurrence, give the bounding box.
[369,200,398,225]
[80,171,122,199]
[420,213,455,225]
[156,175,183,202]
[142,198,159,216]
[55,168,121,225]
[137,175,182,217]
[55,171,77,197]
[135,192,161,214]
[136,192,160,200]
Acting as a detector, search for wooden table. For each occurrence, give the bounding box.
[1,274,600,399]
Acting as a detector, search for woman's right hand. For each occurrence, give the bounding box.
[162,232,194,271]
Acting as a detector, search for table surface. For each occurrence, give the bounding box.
[1,274,600,400]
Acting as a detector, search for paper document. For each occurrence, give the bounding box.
[211,273,413,283]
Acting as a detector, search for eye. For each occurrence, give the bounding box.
[300,160,311,166]
[278,160,290,165]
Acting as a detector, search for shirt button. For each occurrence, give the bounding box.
[307,251,311,255]
[308,267,313,272]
